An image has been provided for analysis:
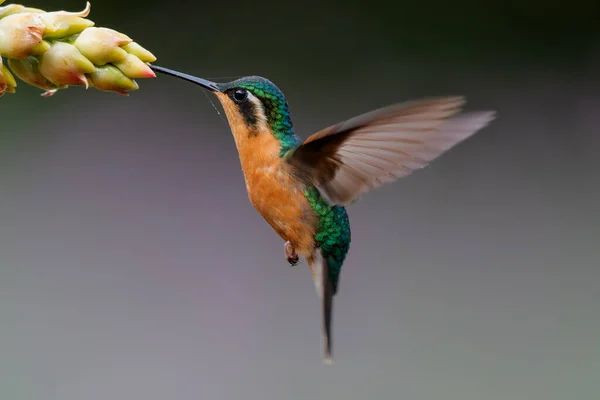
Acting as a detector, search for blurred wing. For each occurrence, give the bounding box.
[285,96,495,206]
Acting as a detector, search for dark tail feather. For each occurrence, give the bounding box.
[319,251,335,364]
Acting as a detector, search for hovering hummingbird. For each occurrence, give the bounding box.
[150,64,495,363]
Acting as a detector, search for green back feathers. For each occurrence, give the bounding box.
[304,186,351,294]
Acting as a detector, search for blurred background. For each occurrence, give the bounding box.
[1,0,599,399]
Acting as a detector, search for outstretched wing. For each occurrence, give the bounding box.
[285,96,495,206]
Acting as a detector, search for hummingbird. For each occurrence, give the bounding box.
[149,64,495,363]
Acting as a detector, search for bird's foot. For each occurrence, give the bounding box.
[284,241,299,266]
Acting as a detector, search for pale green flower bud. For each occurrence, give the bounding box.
[39,41,95,87]
[0,4,44,19]
[0,12,50,59]
[0,57,17,95]
[123,42,156,63]
[88,64,138,95]
[0,2,157,96]
[114,53,155,79]
[74,27,131,65]
[40,2,94,39]
[8,56,62,91]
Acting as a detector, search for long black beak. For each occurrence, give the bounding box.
[150,65,220,92]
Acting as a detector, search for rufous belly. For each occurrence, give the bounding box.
[244,160,317,257]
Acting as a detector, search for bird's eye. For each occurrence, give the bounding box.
[232,89,248,103]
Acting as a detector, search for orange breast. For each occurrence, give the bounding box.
[216,92,317,256]
[240,134,317,256]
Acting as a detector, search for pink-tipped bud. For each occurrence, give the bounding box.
[114,53,155,79]
[0,58,17,95]
[88,64,139,95]
[0,12,50,59]
[74,27,131,65]
[39,42,95,87]
[41,2,94,38]
[122,42,156,63]
[8,56,63,91]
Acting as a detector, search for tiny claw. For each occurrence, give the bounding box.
[284,240,299,266]
[41,89,58,97]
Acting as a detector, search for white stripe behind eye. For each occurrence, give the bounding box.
[247,92,269,131]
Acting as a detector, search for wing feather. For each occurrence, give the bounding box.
[286,96,495,206]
